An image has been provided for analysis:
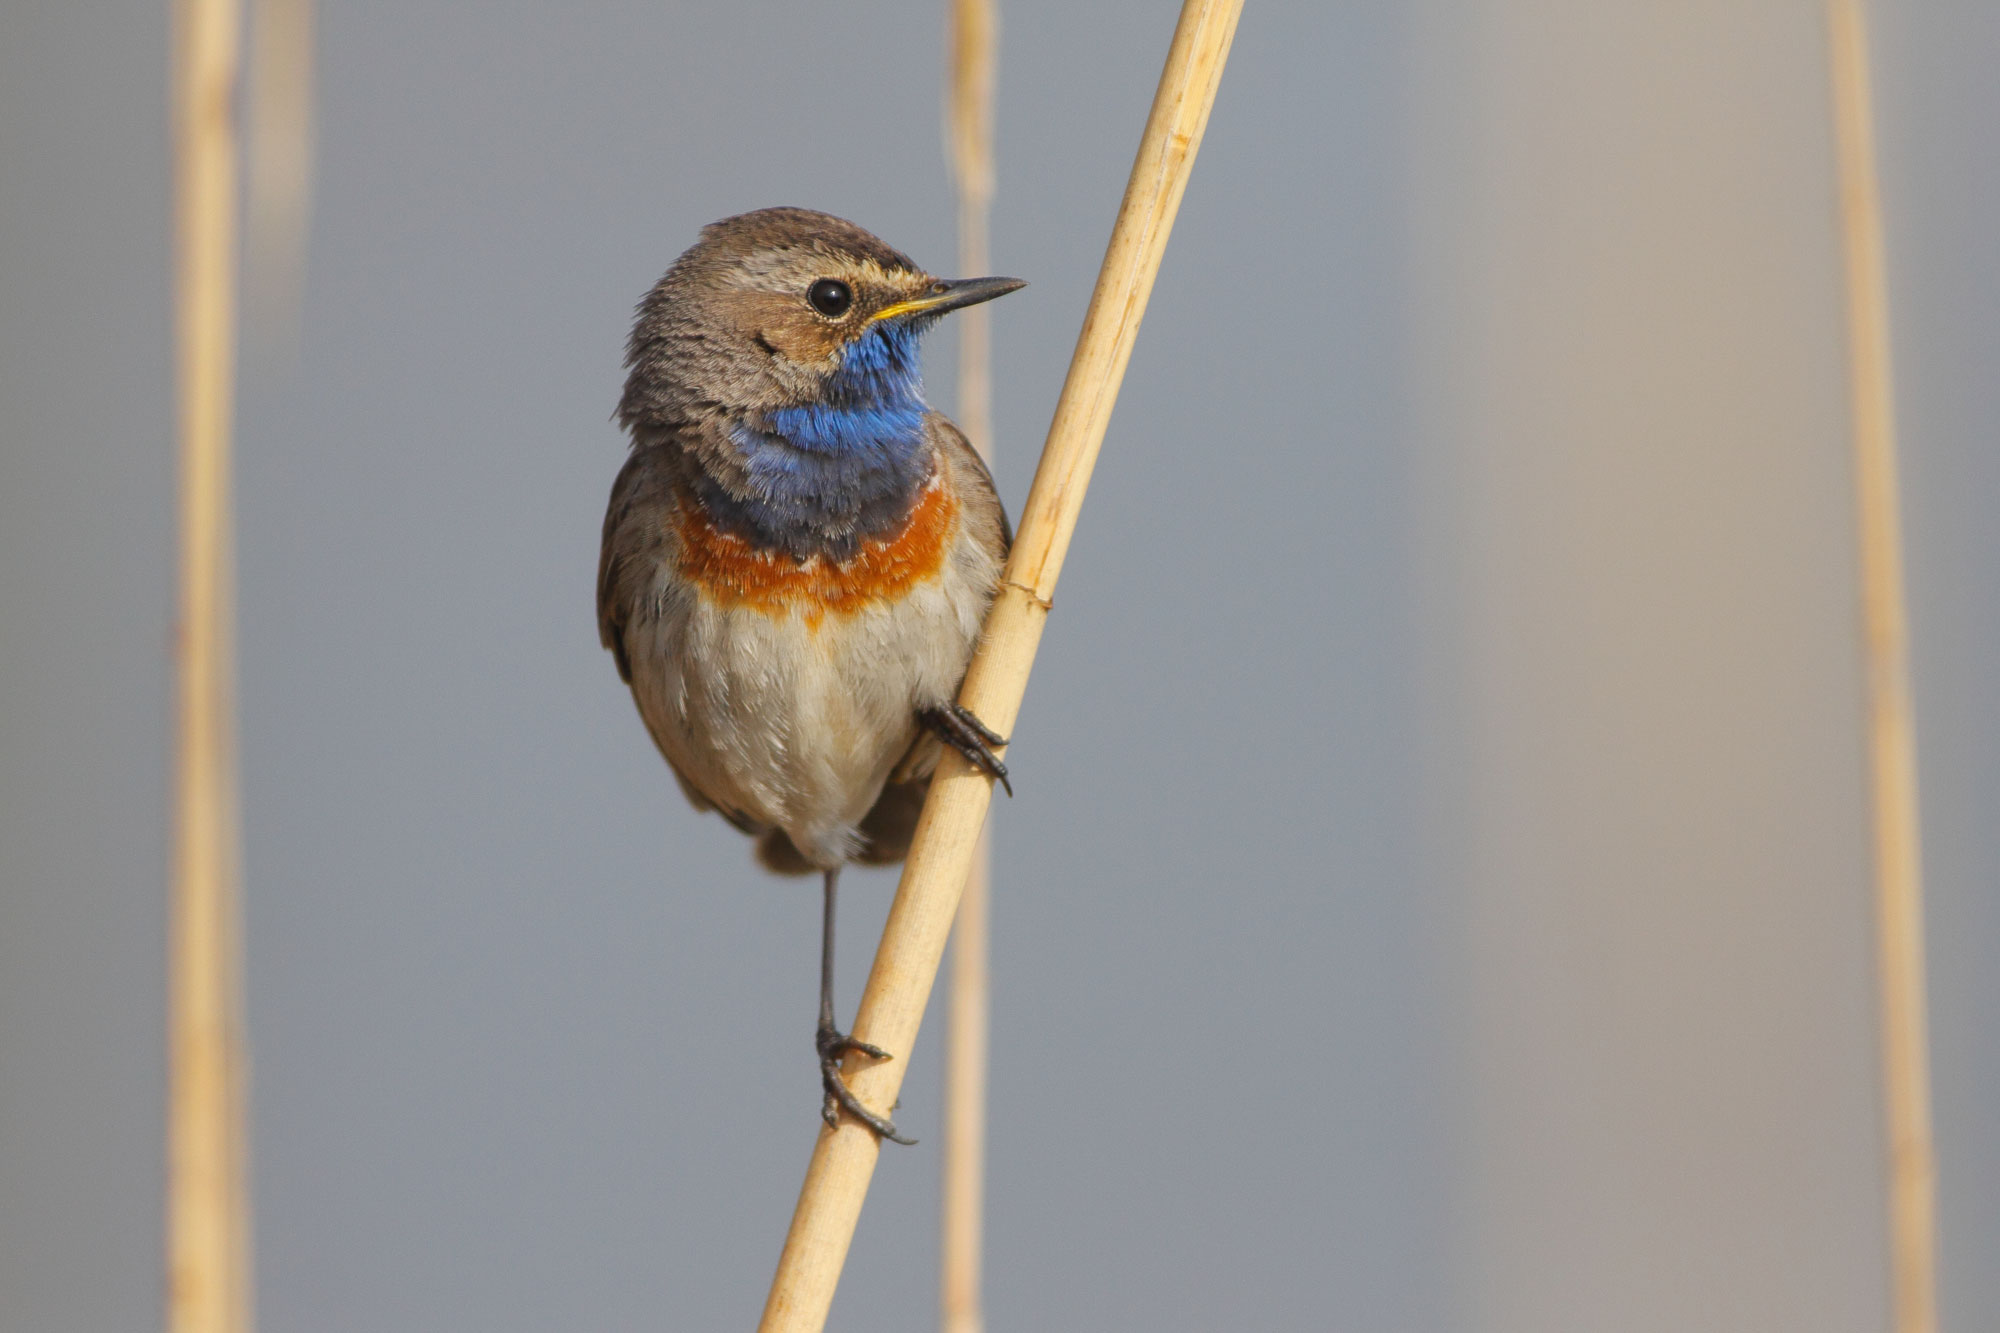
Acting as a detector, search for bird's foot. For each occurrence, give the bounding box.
[920,703,1012,796]
[816,1023,915,1145]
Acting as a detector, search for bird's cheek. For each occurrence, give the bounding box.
[754,319,846,369]
[756,341,837,399]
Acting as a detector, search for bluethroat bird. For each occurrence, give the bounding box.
[598,208,1023,1143]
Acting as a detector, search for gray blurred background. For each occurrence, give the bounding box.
[3,2,1996,1330]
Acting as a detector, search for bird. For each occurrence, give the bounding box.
[598,208,1022,1143]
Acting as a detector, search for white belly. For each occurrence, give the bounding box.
[627,542,991,868]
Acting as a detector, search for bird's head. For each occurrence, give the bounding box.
[619,207,1024,435]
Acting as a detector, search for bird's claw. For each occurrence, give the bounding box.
[816,1026,891,1064]
[920,703,1012,796]
[816,1025,914,1145]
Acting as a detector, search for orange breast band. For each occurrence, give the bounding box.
[673,479,959,624]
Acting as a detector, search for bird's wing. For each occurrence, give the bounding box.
[866,414,1014,851]
[930,413,1012,555]
[851,776,931,867]
[596,439,756,830]
[596,443,674,684]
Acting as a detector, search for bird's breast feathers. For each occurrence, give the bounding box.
[672,468,960,626]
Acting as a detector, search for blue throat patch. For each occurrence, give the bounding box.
[703,319,936,559]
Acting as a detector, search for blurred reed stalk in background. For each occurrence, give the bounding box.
[940,1,998,1331]
[757,4,1243,1329]
[1825,3,1939,1331]
[168,0,253,1330]
[246,0,315,353]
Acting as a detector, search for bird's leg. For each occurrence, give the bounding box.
[815,867,914,1145]
[919,703,1012,795]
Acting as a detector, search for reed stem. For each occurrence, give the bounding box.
[757,3,1243,1328]
[168,1,253,1331]
[246,0,315,347]
[1825,4,1938,1330]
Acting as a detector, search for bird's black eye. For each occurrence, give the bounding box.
[808,278,853,318]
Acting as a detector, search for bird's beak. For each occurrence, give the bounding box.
[870,275,1027,323]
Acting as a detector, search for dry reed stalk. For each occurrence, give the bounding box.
[940,2,998,1330]
[246,0,315,345]
[939,824,989,1333]
[168,1,253,1332]
[1826,3,1938,1331]
[757,3,1243,1328]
